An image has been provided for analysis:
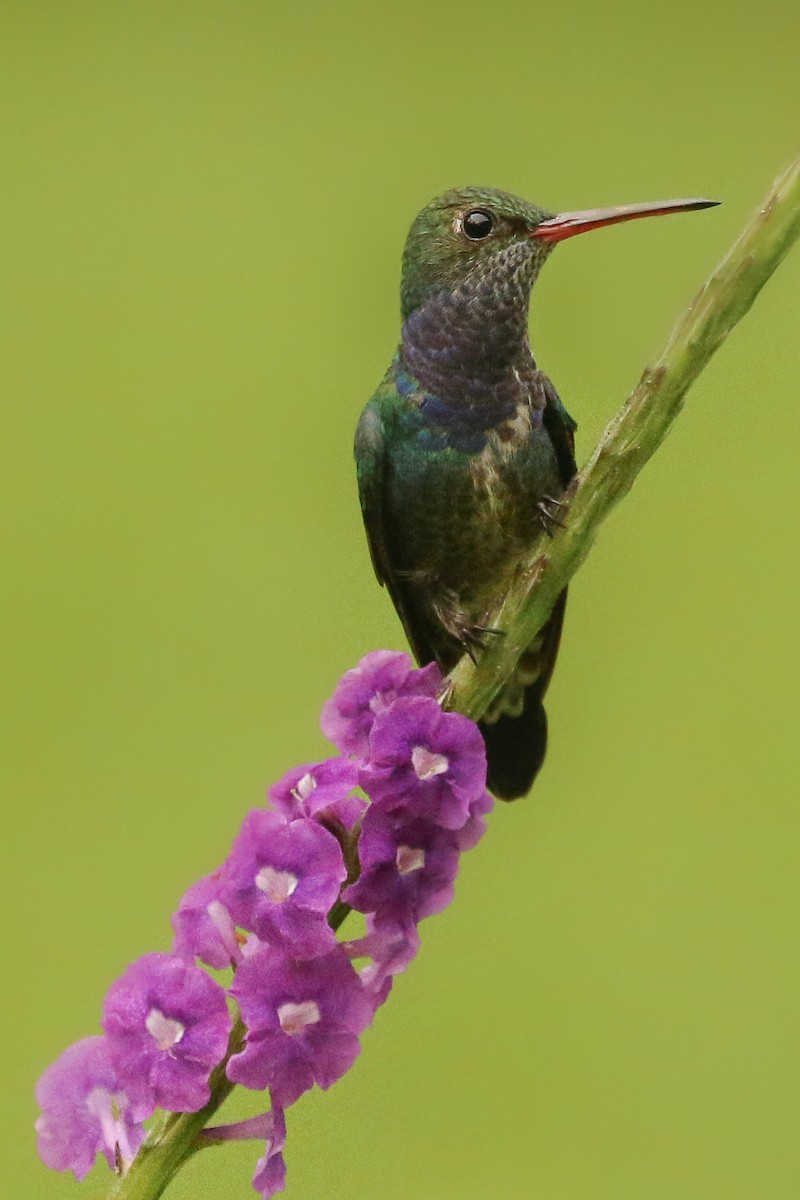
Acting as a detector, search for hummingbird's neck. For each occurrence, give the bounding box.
[399,253,537,406]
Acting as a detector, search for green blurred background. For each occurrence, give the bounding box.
[3,2,799,1197]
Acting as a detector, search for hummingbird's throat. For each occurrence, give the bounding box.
[400,249,539,404]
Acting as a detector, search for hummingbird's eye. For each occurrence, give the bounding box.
[461,208,494,240]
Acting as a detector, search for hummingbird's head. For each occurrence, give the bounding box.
[399,186,719,322]
[400,187,555,321]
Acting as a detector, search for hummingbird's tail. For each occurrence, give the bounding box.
[480,687,549,800]
[479,589,567,800]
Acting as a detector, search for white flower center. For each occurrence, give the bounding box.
[411,745,449,780]
[145,1008,185,1051]
[293,772,317,802]
[255,866,299,904]
[206,899,239,960]
[277,1000,321,1036]
[85,1086,115,1121]
[85,1088,136,1169]
[396,844,426,874]
[241,931,264,959]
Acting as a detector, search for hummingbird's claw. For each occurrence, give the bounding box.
[458,622,506,660]
[435,592,506,659]
[537,497,567,536]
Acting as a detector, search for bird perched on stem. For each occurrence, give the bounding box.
[355,187,718,799]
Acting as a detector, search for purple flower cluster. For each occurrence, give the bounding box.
[35,651,491,1198]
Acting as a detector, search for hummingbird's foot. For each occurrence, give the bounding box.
[457,623,506,662]
[537,495,567,537]
[434,594,503,662]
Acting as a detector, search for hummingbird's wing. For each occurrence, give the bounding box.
[354,401,435,665]
[537,370,577,485]
[354,404,391,587]
[481,371,578,799]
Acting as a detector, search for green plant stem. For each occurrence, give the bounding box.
[448,154,800,721]
[104,154,800,1200]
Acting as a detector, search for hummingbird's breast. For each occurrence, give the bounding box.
[385,369,562,637]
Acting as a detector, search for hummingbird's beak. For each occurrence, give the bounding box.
[531,197,720,243]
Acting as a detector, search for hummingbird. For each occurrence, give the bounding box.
[355,187,718,800]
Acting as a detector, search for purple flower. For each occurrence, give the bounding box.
[343,808,460,924]
[102,953,231,1113]
[360,696,487,830]
[345,914,420,1003]
[200,1109,288,1198]
[253,1106,287,1199]
[268,756,365,832]
[228,944,374,1107]
[456,788,494,852]
[321,650,443,755]
[220,810,345,958]
[35,1036,152,1179]
[200,1111,275,1143]
[171,871,240,970]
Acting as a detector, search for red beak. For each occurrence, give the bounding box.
[531,197,719,243]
